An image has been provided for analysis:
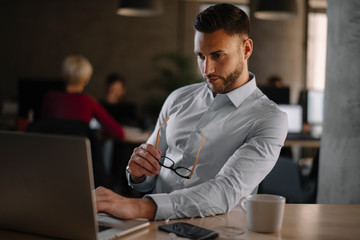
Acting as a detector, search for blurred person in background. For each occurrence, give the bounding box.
[100,73,138,128]
[41,55,125,141]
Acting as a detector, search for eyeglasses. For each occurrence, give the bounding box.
[155,116,205,179]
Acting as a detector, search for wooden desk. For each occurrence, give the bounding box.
[1,204,359,240]
[122,204,360,240]
[119,204,360,240]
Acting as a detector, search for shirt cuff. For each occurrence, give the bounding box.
[126,168,156,193]
[144,193,174,221]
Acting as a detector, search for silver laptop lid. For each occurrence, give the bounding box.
[0,131,98,240]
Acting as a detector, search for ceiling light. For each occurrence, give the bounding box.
[255,0,298,20]
[117,0,163,17]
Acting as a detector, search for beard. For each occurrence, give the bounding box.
[204,59,244,95]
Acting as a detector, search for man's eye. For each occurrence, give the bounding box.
[197,54,205,60]
[213,53,223,59]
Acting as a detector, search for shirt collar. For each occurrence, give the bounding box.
[226,72,256,108]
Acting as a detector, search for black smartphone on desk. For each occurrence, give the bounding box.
[158,222,219,239]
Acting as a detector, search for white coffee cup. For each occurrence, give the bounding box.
[239,194,285,233]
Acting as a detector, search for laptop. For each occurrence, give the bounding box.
[0,131,149,240]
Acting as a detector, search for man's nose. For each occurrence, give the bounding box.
[203,58,215,75]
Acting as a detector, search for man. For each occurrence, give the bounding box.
[96,3,288,220]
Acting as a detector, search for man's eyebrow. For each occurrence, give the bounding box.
[194,50,225,55]
[210,50,225,55]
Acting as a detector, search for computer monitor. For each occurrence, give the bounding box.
[307,90,324,125]
[278,104,303,133]
[259,86,290,104]
[18,78,64,121]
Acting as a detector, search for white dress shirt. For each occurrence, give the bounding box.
[127,73,288,220]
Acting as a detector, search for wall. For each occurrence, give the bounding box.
[0,0,306,119]
[317,0,360,203]
[248,0,306,104]
[0,0,180,118]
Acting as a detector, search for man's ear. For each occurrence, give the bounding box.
[243,38,253,60]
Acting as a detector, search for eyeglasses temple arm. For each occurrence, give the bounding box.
[188,135,206,179]
[155,116,170,150]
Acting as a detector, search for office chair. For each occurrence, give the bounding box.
[26,118,107,187]
[259,156,317,203]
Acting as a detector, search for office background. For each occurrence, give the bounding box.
[0,0,305,108]
[0,0,359,203]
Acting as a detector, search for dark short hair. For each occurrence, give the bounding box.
[106,73,126,86]
[194,3,250,37]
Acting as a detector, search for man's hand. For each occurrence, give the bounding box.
[95,187,157,219]
[127,143,162,179]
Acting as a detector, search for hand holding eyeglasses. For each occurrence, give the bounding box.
[127,117,171,183]
[128,116,205,182]
[127,143,162,183]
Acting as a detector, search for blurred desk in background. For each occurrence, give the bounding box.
[123,126,151,144]
[284,137,320,161]
[284,139,320,148]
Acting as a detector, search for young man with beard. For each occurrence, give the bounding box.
[95,3,288,220]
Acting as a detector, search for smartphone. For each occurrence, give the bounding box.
[158,222,219,239]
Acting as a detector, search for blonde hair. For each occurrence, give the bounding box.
[62,55,93,85]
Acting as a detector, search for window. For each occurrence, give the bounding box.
[306,1,328,91]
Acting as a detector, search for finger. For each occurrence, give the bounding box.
[141,143,162,160]
[95,187,113,202]
[128,144,161,176]
[129,159,158,178]
[95,188,136,219]
[138,143,162,169]
[95,187,112,213]
[128,154,159,177]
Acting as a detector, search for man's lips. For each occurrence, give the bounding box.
[206,76,221,83]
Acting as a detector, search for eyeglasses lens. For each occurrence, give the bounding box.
[174,167,191,177]
[160,156,174,168]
